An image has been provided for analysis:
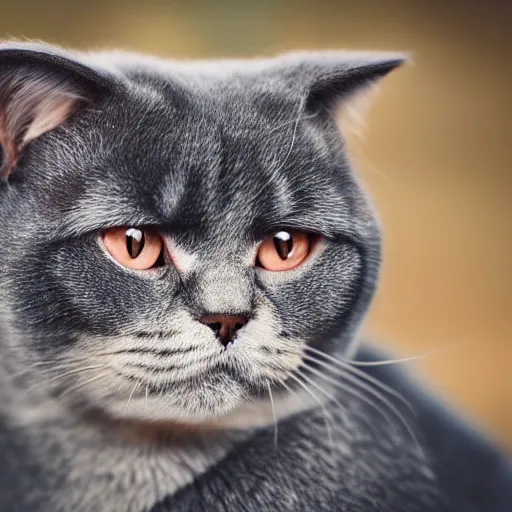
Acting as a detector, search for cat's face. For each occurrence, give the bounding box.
[0,44,402,423]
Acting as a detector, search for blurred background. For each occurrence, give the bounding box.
[1,0,510,449]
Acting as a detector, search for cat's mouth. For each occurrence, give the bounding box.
[224,336,242,350]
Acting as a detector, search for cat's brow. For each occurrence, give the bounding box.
[58,194,159,239]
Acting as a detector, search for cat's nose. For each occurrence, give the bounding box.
[200,314,249,347]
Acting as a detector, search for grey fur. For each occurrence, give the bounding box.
[0,42,510,512]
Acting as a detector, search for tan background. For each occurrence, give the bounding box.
[1,0,510,449]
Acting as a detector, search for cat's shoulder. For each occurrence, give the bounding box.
[356,342,512,512]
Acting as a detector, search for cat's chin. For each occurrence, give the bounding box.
[116,394,244,424]
[96,376,315,441]
[102,375,249,425]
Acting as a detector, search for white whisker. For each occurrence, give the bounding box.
[301,361,400,434]
[287,371,337,449]
[345,341,465,367]
[266,381,278,450]
[124,381,139,415]
[280,374,334,450]
[304,346,416,415]
[25,364,106,393]
[301,362,424,459]
[58,372,112,398]
[5,361,87,382]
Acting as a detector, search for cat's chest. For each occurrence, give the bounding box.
[0,403,441,512]
[48,444,203,512]
[0,421,238,512]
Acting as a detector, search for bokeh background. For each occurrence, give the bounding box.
[1,0,510,449]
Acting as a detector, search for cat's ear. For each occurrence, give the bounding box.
[274,51,407,122]
[0,42,113,178]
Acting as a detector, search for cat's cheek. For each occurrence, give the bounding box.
[262,242,363,343]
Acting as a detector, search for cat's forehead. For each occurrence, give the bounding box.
[91,85,348,236]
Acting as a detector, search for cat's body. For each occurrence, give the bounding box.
[0,42,510,511]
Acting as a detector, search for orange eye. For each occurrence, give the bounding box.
[102,227,164,270]
[257,230,311,271]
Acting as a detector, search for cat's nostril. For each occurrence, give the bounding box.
[208,322,222,337]
[200,314,249,347]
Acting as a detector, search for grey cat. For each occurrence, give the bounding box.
[0,41,510,512]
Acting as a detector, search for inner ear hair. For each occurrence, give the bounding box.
[0,70,87,178]
[336,81,381,140]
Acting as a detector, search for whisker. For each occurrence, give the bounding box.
[4,361,88,382]
[124,381,140,415]
[145,383,149,409]
[58,372,112,398]
[292,372,336,451]
[301,362,424,458]
[25,364,106,393]
[304,346,416,416]
[287,371,338,450]
[266,381,278,450]
[284,374,335,451]
[300,361,400,435]
[345,341,465,367]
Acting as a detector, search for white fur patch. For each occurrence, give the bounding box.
[165,239,198,274]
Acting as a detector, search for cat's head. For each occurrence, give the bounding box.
[0,42,403,424]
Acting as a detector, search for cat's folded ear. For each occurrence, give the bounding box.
[273,51,407,121]
[0,42,113,179]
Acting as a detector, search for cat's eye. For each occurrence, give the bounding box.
[256,230,311,271]
[102,227,164,270]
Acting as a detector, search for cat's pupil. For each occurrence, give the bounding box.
[125,228,145,258]
[273,231,293,260]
